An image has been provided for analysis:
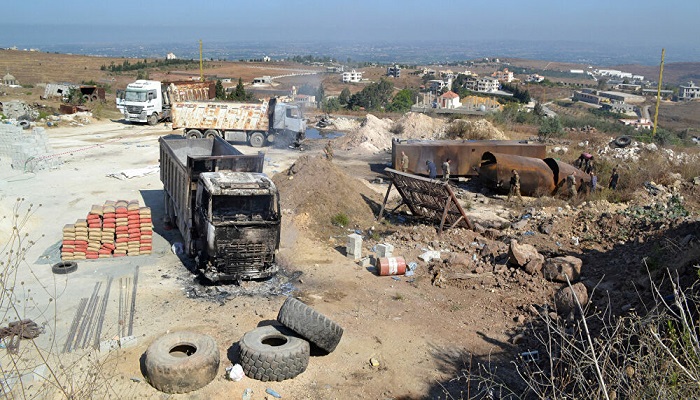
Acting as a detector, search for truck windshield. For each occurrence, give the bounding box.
[125,90,147,102]
[212,195,277,221]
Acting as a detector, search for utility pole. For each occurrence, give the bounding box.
[652,48,665,138]
[199,40,204,82]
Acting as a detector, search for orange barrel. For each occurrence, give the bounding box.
[377,256,406,276]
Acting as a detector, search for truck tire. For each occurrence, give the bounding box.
[249,132,265,148]
[187,129,203,139]
[204,129,219,138]
[52,261,77,274]
[148,113,159,126]
[614,135,632,148]
[276,296,343,353]
[239,325,309,382]
[145,331,220,394]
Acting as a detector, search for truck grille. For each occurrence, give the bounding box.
[126,105,143,114]
[215,242,275,276]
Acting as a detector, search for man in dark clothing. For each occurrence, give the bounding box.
[609,168,619,190]
[426,160,437,180]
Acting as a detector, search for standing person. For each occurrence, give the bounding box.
[609,168,619,190]
[590,171,598,192]
[426,160,437,180]
[507,169,522,203]
[585,156,595,174]
[324,140,333,161]
[566,172,577,198]
[441,158,451,181]
[401,151,409,172]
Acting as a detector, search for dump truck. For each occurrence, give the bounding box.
[159,135,281,282]
[170,98,306,147]
[119,80,215,125]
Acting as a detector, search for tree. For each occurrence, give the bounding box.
[316,84,325,105]
[386,88,417,113]
[338,88,351,105]
[228,78,252,101]
[215,80,226,100]
[347,78,394,110]
[538,116,562,141]
[322,97,341,113]
[533,102,545,117]
[136,69,149,80]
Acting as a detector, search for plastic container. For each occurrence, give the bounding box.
[376,256,406,276]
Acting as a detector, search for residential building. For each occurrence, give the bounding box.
[477,77,500,92]
[294,94,316,107]
[492,68,514,83]
[387,65,401,78]
[619,118,652,130]
[573,89,603,105]
[679,81,700,100]
[439,91,461,109]
[166,53,177,60]
[526,74,545,83]
[602,103,636,114]
[342,70,363,83]
[427,80,448,93]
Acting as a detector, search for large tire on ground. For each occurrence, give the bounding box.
[614,135,632,148]
[276,296,343,353]
[204,129,219,138]
[239,325,309,382]
[147,113,159,126]
[186,129,203,139]
[18,120,31,130]
[249,132,265,148]
[145,331,220,394]
[52,261,77,274]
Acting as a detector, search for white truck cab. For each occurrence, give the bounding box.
[122,80,164,125]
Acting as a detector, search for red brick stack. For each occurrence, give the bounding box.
[60,200,153,260]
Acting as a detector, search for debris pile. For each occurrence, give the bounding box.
[61,200,153,260]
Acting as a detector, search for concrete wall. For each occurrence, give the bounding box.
[0,125,62,171]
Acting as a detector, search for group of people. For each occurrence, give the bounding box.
[399,151,452,183]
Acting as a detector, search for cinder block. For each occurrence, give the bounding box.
[376,243,394,258]
[120,335,138,349]
[100,339,119,353]
[346,233,362,260]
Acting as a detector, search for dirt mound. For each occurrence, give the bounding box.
[338,112,509,154]
[273,155,381,237]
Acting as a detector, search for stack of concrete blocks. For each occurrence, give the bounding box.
[61,200,153,260]
[0,125,61,171]
[346,233,363,260]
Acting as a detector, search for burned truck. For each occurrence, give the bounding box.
[159,135,280,281]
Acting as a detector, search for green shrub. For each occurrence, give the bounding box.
[331,213,349,227]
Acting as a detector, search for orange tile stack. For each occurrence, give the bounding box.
[60,200,153,260]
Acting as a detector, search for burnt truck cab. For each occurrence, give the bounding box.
[193,171,280,282]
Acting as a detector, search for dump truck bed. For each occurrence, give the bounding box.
[171,100,270,131]
[159,135,264,250]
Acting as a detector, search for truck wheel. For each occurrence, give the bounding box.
[276,296,343,353]
[239,325,309,382]
[249,132,265,147]
[145,331,220,394]
[204,129,219,138]
[148,113,159,126]
[187,129,203,139]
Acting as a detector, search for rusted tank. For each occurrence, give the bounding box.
[376,257,407,276]
[479,152,557,195]
[392,139,547,177]
[544,158,591,193]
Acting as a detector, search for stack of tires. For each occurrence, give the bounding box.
[143,297,343,393]
[239,296,344,382]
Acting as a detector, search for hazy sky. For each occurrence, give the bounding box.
[2,0,698,49]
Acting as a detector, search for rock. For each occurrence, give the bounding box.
[508,239,544,275]
[554,283,589,315]
[474,266,485,274]
[543,256,582,282]
[447,253,470,268]
[419,250,441,262]
[511,219,528,230]
[516,315,526,324]
[472,223,486,234]
[538,222,553,235]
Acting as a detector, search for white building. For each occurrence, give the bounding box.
[492,68,514,83]
[166,52,177,60]
[679,81,700,100]
[342,70,363,83]
[2,73,18,86]
[439,91,461,109]
[526,74,545,83]
[477,77,500,93]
